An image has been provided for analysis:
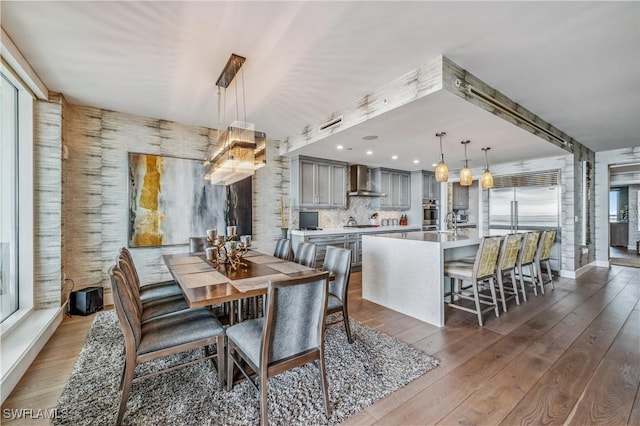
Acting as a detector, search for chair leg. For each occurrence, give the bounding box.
[535,260,545,295]
[529,264,538,296]
[117,356,136,425]
[510,269,520,305]
[119,358,126,390]
[260,372,269,426]
[488,277,500,317]
[518,265,528,302]
[496,272,508,313]
[317,353,331,418]
[545,260,554,290]
[471,280,483,327]
[216,336,225,389]
[342,306,354,344]
[226,343,235,391]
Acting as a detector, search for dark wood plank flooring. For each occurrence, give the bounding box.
[2,265,639,425]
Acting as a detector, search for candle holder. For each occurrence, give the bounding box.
[206,229,249,270]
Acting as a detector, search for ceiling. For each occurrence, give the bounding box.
[2,1,639,171]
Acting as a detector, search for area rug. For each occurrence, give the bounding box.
[54,311,438,425]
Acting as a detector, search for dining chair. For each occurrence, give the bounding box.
[534,229,556,293]
[109,265,226,425]
[322,246,354,343]
[117,253,189,322]
[515,231,540,302]
[294,241,317,267]
[443,235,501,326]
[226,271,331,425]
[494,233,523,312]
[120,247,182,303]
[189,236,208,253]
[273,238,292,260]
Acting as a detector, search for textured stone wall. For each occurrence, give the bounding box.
[33,94,63,308]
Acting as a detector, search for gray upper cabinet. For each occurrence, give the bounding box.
[291,156,347,209]
[452,182,470,210]
[423,171,439,200]
[371,168,411,210]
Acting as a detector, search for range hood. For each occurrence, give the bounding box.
[348,165,386,197]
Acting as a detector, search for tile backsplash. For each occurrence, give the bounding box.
[291,197,407,230]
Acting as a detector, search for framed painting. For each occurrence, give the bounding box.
[128,152,227,247]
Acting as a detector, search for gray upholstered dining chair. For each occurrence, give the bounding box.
[120,247,182,303]
[226,271,331,425]
[293,241,317,267]
[189,236,208,253]
[516,231,540,302]
[117,253,189,323]
[444,235,501,326]
[109,265,225,425]
[273,238,292,260]
[322,246,354,343]
[534,229,556,294]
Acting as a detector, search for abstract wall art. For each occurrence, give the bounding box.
[128,153,228,247]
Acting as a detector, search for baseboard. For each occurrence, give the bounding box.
[560,261,598,279]
[1,304,65,404]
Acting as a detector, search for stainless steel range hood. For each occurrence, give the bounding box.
[348,165,385,197]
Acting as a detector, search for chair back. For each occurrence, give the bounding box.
[261,271,329,365]
[120,247,141,287]
[273,238,292,260]
[538,229,556,261]
[473,236,502,280]
[109,266,142,354]
[322,246,352,302]
[519,232,540,265]
[498,233,523,271]
[116,254,144,314]
[189,237,207,253]
[294,242,317,267]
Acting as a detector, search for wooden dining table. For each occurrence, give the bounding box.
[163,250,321,315]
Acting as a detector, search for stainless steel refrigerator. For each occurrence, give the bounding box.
[489,185,561,272]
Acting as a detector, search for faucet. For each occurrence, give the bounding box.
[445,211,458,233]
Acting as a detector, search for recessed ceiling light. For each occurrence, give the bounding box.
[362,135,378,140]
[392,155,398,160]
[432,163,438,167]
[413,159,420,164]
[337,145,343,150]
[366,150,373,155]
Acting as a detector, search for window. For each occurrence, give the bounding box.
[0,73,19,322]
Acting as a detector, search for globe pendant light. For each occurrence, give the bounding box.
[459,140,473,186]
[434,132,448,183]
[481,147,494,189]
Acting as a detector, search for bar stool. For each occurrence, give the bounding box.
[515,231,540,302]
[534,229,556,294]
[443,235,502,326]
[494,233,524,312]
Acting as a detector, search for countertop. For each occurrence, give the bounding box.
[362,228,482,248]
[290,225,421,236]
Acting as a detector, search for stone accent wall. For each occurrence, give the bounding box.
[595,147,640,264]
[628,185,640,249]
[33,94,63,308]
[62,104,286,294]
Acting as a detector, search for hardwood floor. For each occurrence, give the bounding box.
[2,265,639,425]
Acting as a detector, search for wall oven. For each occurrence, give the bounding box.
[423,199,439,226]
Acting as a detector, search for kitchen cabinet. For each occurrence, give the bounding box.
[371,168,411,210]
[298,234,348,268]
[422,171,439,200]
[291,156,347,209]
[452,182,469,210]
[610,222,628,247]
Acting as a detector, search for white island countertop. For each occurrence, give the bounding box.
[362,228,482,327]
[290,225,421,237]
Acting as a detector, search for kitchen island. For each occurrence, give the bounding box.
[362,229,482,327]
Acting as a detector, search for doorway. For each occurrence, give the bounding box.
[608,164,640,268]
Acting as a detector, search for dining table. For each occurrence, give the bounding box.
[163,250,322,323]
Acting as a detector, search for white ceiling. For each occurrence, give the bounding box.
[2,1,639,170]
